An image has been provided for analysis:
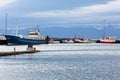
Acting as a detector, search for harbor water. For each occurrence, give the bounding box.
[0,43,120,80]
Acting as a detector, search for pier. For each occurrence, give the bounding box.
[0,50,39,56]
[0,45,40,57]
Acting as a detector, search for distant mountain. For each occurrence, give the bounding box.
[41,26,120,39]
[40,27,102,39]
[1,25,120,39]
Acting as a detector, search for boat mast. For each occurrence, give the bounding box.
[16,20,19,36]
[103,19,106,38]
[5,13,7,34]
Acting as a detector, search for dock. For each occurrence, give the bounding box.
[0,50,40,56]
[0,44,40,57]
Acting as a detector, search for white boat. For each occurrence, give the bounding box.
[74,38,92,43]
[100,36,116,43]
[62,38,74,43]
[100,20,116,43]
[49,39,60,44]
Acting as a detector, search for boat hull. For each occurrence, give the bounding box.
[100,41,116,43]
[62,40,74,43]
[5,35,47,45]
[0,40,7,45]
[100,40,116,43]
[74,39,92,43]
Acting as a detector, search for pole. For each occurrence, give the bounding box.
[5,13,7,34]
[103,19,106,38]
[16,20,19,36]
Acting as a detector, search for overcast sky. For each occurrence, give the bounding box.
[0,0,120,35]
[0,0,120,26]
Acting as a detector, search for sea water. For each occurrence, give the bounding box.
[0,43,120,80]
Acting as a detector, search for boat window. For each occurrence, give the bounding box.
[29,32,38,35]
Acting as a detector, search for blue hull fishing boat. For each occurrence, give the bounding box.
[5,35,47,45]
[5,27,49,45]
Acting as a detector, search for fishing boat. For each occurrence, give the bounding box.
[62,38,74,43]
[0,14,7,45]
[5,27,49,45]
[0,34,7,45]
[74,38,92,43]
[100,20,116,43]
[100,36,116,43]
[49,38,61,44]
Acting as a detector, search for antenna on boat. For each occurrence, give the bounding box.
[36,25,39,30]
[36,25,42,35]
[35,25,40,32]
